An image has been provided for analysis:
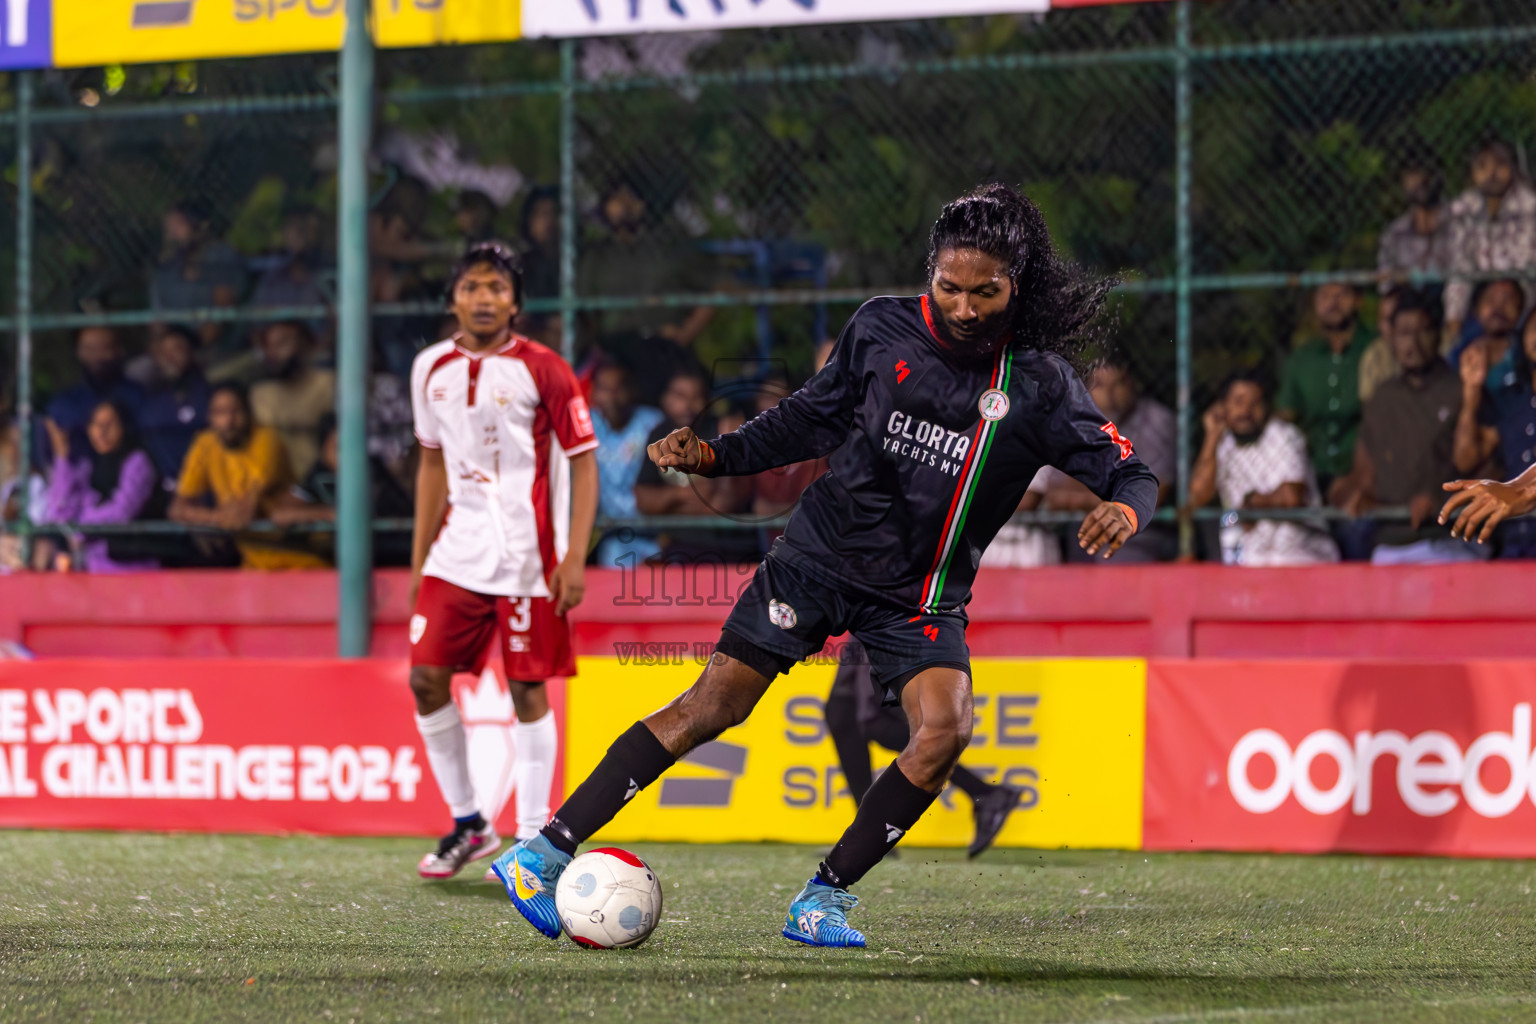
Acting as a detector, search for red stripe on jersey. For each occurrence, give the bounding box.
[530,396,557,587]
[467,358,482,406]
[424,347,465,386]
[917,347,1002,607]
[920,293,949,349]
[590,847,647,869]
[422,347,466,410]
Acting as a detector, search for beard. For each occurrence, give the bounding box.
[925,286,1017,358]
[1231,425,1264,445]
[1319,311,1357,334]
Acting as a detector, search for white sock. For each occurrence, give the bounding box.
[415,703,479,821]
[513,709,560,840]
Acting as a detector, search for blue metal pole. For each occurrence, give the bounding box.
[559,38,577,364]
[1174,0,1194,559]
[14,71,33,567]
[337,0,375,657]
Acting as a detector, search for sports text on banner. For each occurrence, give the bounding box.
[565,656,1145,850]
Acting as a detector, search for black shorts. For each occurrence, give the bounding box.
[716,554,971,705]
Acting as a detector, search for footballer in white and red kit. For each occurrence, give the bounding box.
[408,242,599,880]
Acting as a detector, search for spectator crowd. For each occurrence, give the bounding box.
[3,133,1536,572]
[1193,135,1536,566]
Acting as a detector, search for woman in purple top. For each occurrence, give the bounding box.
[42,400,161,572]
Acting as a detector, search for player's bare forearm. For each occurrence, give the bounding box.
[1516,465,1536,510]
[411,447,449,583]
[565,450,598,570]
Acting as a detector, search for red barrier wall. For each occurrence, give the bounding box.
[3,563,1535,659]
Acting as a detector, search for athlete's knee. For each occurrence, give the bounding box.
[679,674,755,741]
[409,666,453,713]
[695,685,753,738]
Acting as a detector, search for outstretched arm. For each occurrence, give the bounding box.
[1439,465,1536,544]
[696,321,864,477]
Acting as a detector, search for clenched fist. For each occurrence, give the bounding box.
[647,426,713,473]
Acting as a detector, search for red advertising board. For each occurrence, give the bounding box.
[0,659,561,838]
[1145,660,1536,857]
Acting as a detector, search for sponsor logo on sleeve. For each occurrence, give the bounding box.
[1100,421,1134,459]
[570,396,595,439]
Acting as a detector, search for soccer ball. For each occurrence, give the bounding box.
[554,848,664,949]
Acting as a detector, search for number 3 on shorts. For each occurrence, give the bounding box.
[507,597,532,633]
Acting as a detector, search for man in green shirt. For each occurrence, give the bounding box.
[1277,282,1374,491]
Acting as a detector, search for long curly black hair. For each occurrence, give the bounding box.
[924,182,1116,362]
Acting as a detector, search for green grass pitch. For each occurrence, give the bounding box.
[3,832,1535,1023]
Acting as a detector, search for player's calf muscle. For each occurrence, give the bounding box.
[898,671,974,791]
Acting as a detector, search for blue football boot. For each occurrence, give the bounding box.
[491,834,571,940]
[781,877,866,948]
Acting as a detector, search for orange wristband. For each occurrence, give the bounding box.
[1112,502,1139,534]
[696,440,716,474]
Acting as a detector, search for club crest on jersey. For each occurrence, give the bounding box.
[768,599,798,630]
[492,386,512,408]
[978,388,1010,421]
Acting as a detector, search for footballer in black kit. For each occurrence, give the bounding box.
[493,183,1160,949]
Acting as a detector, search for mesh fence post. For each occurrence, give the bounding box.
[13,70,33,569]
[1174,0,1194,559]
[559,37,577,364]
[337,0,375,658]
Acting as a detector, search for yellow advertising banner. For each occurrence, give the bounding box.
[373,0,521,49]
[565,657,1146,850]
[54,0,347,67]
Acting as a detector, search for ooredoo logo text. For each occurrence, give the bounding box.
[1228,704,1535,819]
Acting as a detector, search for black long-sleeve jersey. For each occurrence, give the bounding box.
[704,294,1159,612]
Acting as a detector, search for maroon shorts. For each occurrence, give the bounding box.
[410,575,576,681]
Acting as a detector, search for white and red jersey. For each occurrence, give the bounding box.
[411,333,598,598]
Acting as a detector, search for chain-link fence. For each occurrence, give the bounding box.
[5,0,1536,576]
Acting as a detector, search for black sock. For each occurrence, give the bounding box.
[542,722,675,856]
[951,765,991,801]
[817,761,937,889]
